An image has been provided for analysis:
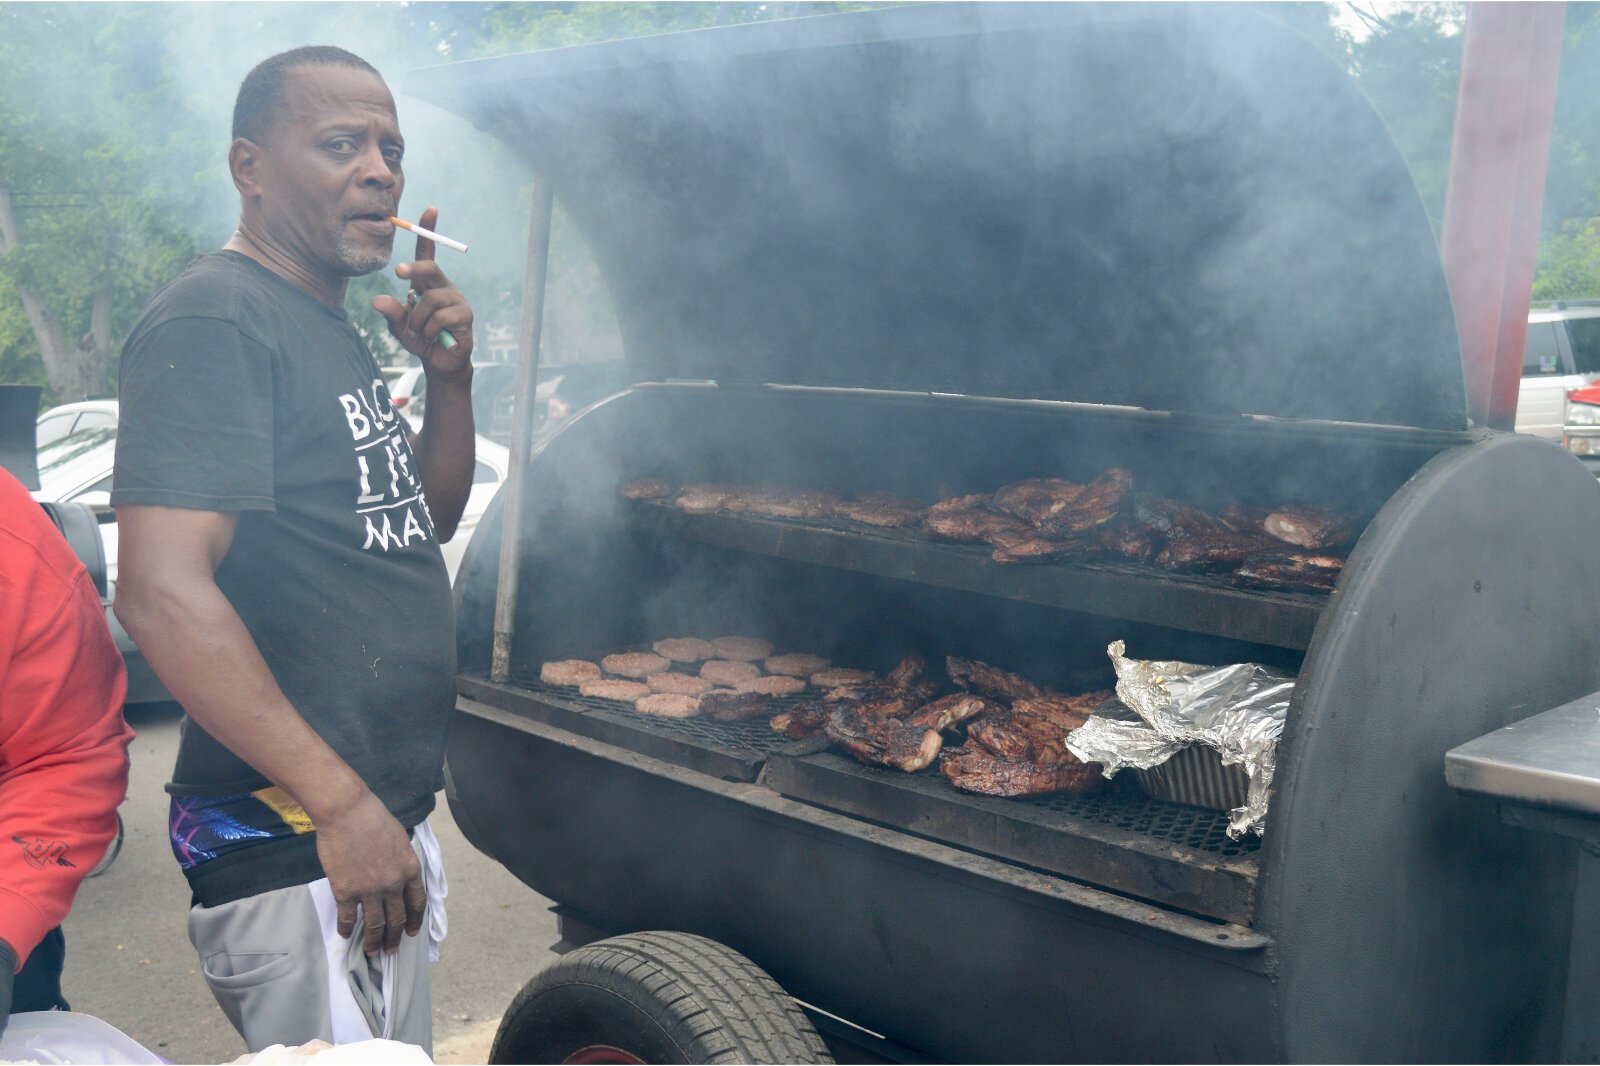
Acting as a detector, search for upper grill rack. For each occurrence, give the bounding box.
[632,500,1326,651]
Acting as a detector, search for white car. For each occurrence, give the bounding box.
[35,399,120,450]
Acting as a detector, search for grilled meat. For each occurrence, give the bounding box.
[824,703,944,772]
[946,657,1050,701]
[580,679,651,701]
[764,653,830,677]
[601,652,671,679]
[1036,468,1133,538]
[1155,531,1274,572]
[1096,518,1157,562]
[940,745,1104,797]
[736,674,807,697]
[1217,501,1272,535]
[540,660,602,687]
[837,494,924,528]
[1263,506,1358,550]
[635,693,702,717]
[811,667,878,688]
[701,660,763,686]
[924,506,1033,545]
[884,653,940,701]
[704,690,776,722]
[646,672,715,697]
[990,533,1100,565]
[711,636,775,661]
[653,637,716,663]
[723,487,840,519]
[989,478,1089,526]
[906,693,1001,732]
[1233,550,1345,593]
[771,702,829,738]
[967,712,1073,764]
[674,484,739,514]
[621,478,671,500]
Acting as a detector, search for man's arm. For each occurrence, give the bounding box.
[113,505,425,954]
[374,206,476,542]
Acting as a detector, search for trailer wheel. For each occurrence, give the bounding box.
[490,931,834,1065]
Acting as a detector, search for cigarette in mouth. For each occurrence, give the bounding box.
[388,216,468,253]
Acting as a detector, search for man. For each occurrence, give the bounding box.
[0,465,133,1038]
[112,46,474,1052]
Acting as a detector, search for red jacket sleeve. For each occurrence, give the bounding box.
[0,471,133,968]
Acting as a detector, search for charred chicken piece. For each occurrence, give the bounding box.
[837,494,924,528]
[967,712,1074,765]
[881,653,939,701]
[1263,506,1358,550]
[702,690,776,721]
[921,492,1030,544]
[939,745,1104,797]
[1232,550,1345,593]
[621,478,672,500]
[1217,501,1272,535]
[771,702,829,738]
[946,656,1050,702]
[823,703,944,773]
[1035,468,1133,538]
[1095,518,1157,563]
[1155,531,1275,572]
[990,533,1100,565]
[989,478,1089,527]
[906,693,1001,733]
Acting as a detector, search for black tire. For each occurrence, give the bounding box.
[490,931,834,1065]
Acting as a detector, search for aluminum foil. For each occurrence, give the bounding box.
[1065,640,1293,838]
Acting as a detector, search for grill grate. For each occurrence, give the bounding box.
[1024,784,1259,858]
[512,674,1257,859]
[513,675,816,761]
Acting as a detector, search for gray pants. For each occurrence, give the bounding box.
[188,823,446,1054]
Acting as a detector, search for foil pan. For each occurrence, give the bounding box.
[1066,640,1292,838]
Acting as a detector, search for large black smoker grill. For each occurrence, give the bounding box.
[413,4,1600,1060]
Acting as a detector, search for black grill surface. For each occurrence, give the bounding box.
[1025,784,1259,859]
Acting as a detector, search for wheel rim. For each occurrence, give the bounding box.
[562,1045,646,1065]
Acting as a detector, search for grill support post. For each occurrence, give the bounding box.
[1440,1,1565,431]
[492,174,556,683]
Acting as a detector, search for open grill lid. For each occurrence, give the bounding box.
[408,2,1466,431]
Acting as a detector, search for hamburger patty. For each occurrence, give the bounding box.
[621,478,671,500]
[711,636,775,661]
[735,675,807,697]
[601,652,671,679]
[764,653,830,677]
[647,672,715,696]
[701,660,763,686]
[653,637,716,663]
[580,679,651,701]
[811,668,878,688]
[540,660,602,687]
[635,693,702,717]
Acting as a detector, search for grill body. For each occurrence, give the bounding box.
[415,3,1600,1057]
[447,387,1600,1061]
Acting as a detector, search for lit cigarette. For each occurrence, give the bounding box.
[388,216,468,253]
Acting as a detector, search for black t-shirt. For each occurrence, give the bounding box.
[113,251,455,898]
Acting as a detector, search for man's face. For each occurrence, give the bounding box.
[252,64,405,278]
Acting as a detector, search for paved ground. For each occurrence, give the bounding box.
[59,702,560,1064]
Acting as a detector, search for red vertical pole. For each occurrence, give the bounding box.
[1439,2,1565,431]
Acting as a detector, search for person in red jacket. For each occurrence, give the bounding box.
[0,465,133,1036]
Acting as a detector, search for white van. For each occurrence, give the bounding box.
[1516,301,1600,442]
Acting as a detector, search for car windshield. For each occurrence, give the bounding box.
[35,425,116,499]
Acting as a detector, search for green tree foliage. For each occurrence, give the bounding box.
[0,4,205,404]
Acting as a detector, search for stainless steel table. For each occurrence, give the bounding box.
[1448,692,1600,1063]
